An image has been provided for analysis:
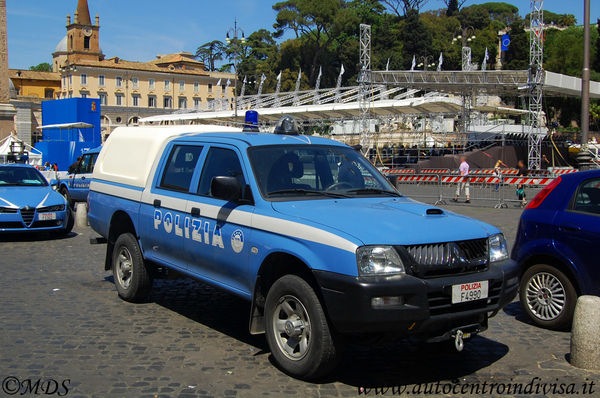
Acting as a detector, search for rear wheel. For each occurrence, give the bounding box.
[112,233,152,302]
[519,264,577,330]
[265,275,340,380]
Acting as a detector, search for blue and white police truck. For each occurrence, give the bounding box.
[58,146,101,207]
[88,121,519,380]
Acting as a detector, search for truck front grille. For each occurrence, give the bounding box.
[400,238,488,278]
[427,281,503,316]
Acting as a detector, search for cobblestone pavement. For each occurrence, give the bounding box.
[0,205,598,397]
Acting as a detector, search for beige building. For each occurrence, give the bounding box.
[53,0,235,136]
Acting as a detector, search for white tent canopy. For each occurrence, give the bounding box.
[0,134,43,166]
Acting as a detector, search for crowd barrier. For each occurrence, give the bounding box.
[394,173,556,209]
[384,167,578,179]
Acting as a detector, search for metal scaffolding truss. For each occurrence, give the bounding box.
[358,24,372,154]
[528,0,545,170]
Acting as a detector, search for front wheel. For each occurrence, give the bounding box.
[519,264,577,330]
[112,233,152,302]
[265,275,340,380]
[60,208,74,235]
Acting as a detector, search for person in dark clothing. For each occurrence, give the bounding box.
[516,160,528,207]
[68,157,82,174]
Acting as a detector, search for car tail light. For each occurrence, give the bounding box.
[525,176,562,209]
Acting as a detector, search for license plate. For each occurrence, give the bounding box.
[39,212,56,221]
[451,280,488,304]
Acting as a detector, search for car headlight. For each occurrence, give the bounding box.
[357,246,405,275]
[38,205,66,212]
[489,233,508,262]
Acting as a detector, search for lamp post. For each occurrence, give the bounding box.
[578,0,592,169]
[16,70,21,96]
[226,19,245,118]
[453,26,477,71]
[417,56,436,71]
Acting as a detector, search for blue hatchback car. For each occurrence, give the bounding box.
[513,169,600,330]
[0,164,73,234]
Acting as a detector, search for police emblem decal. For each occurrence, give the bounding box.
[231,229,244,253]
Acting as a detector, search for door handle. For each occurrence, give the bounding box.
[81,176,86,180]
[153,199,161,208]
[560,224,581,232]
[191,207,201,217]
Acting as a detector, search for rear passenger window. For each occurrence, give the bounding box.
[160,145,203,192]
[572,178,600,215]
[198,147,245,196]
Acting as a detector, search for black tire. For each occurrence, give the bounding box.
[265,275,340,380]
[112,233,152,302]
[59,186,74,209]
[519,264,577,330]
[60,208,74,235]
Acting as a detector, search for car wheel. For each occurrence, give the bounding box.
[60,208,74,235]
[265,275,340,380]
[112,233,152,302]
[519,264,577,330]
[59,186,74,209]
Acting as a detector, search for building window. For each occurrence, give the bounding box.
[116,94,123,106]
[80,74,87,85]
[149,79,155,90]
[194,98,201,109]
[148,95,157,108]
[132,77,139,89]
[84,36,90,49]
[116,76,123,88]
[81,92,88,98]
[99,93,107,105]
[179,81,185,91]
[98,75,105,86]
[62,76,66,87]
[194,82,199,93]
[222,84,226,93]
[163,96,172,108]
[44,88,54,99]
[178,97,187,109]
[164,80,170,91]
[132,94,140,107]
[207,83,212,93]
[68,75,72,85]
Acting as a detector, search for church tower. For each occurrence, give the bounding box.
[54,0,104,69]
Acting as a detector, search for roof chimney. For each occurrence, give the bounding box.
[67,14,71,25]
[95,14,99,26]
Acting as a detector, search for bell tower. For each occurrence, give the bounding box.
[65,0,103,63]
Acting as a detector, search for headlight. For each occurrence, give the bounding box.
[356,246,405,275]
[489,234,508,262]
[38,205,66,212]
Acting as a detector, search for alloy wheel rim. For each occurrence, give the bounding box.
[525,272,566,321]
[272,295,311,361]
[116,247,133,289]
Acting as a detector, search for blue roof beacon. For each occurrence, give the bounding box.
[87,121,519,380]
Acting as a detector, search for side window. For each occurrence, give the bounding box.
[159,145,203,192]
[198,147,245,197]
[571,178,600,215]
[87,154,98,173]
[78,155,91,174]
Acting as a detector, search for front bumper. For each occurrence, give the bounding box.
[314,259,519,338]
[0,210,68,233]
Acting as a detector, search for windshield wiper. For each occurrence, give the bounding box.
[345,188,402,197]
[267,189,350,198]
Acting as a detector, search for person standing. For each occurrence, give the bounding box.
[493,159,508,192]
[453,155,470,203]
[516,160,528,207]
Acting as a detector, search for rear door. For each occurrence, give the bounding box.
[139,144,205,269]
[69,152,98,201]
[184,144,253,295]
[555,177,600,295]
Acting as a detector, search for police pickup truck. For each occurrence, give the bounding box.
[58,146,101,207]
[88,121,519,380]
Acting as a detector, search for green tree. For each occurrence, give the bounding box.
[400,9,432,68]
[29,62,52,72]
[195,40,226,72]
[445,0,459,17]
[475,2,519,27]
[503,20,528,70]
[593,19,600,73]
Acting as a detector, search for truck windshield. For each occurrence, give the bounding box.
[0,167,48,186]
[247,145,400,200]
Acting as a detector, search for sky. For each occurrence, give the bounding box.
[6,0,600,70]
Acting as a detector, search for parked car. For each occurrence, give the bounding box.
[513,169,600,330]
[58,146,101,206]
[88,124,519,380]
[0,163,73,234]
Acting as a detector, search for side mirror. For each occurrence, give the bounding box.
[211,176,242,202]
[49,179,59,190]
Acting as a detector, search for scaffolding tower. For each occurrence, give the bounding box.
[528,0,544,170]
[358,24,372,154]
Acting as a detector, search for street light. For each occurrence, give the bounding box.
[453,26,477,71]
[226,19,245,118]
[417,56,435,71]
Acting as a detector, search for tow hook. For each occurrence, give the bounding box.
[453,329,464,352]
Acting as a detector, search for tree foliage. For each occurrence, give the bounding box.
[29,62,52,72]
[195,40,226,72]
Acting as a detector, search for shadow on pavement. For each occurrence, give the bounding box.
[1,231,77,242]
[502,301,537,326]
